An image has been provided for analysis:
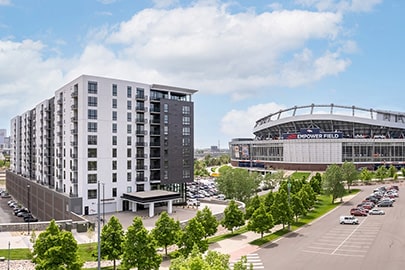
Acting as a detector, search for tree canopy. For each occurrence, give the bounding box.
[101,216,124,270]
[323,164,345,203]
[151,211,181,256]
[32,219,83,270]
[221,200,245,233]
[216,167,261,202]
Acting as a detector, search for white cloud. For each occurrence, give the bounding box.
[295,0,382,13]
[220,102,286,138]
[152,0,179,9]
[0,0,11,6]
[104,3,345,98]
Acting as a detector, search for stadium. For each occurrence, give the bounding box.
[229,104,405,171]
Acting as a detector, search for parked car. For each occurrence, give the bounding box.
[350,208,367,216]
[369,209,385,215]
[340,215,359,225]
[186,199,200,207]
[24,216,38,222]
[377,200,393,207]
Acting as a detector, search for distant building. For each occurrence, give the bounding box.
[8,75,197,220]
[230,104,405,171]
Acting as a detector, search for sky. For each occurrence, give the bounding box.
[0,0,404,149]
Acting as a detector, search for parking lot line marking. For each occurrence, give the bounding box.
[331,218,366,255]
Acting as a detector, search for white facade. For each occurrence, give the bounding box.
[10,75,197,216]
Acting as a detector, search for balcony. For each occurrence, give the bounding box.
[136,154,147,158]
[136,142,146,147]
[71,104,78,110]
[71,90,78,98]
[71,116,78,122]
[136,130,146,135]
[136,165,147,170]
[136,106,145,112]
[71,128,78,134]
[136,118,145,123]
[57,99,62,105]
[136,177,148,182]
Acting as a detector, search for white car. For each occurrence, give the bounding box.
[340,215,359,225]
[369,209,385,215]
[186,199,200,207]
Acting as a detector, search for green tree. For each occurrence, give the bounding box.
[245,195,262,220]
[32,220,83,270]
[233,256,254,270]
[221,200,245,233]
[170,246,234,270]
[216,167,261,202]
[375,165,388,182]
[121,217,162,270]
[342,161,358,191]
[178,218,208,256]
[309,172,322,194]
[195,206,218,239]
[301,183,316,208]
[291,193,306,222]
[388,164,397,178]
[247,203,274,238]
[263,190,275,213]
[323,164,345,203]
[263,170,284,189]
[360,167,372,184]
[100,216,124,270]
[151,211,181,256]
[271,189,293,229]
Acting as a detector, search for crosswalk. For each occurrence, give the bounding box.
[230,253,264,269]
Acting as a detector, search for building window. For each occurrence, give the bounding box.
[182,105,190,114]
[164,114,169,124]
[88,189,97,199]
[183,137,191,146]
[112,111,117,121]
[88,174,97,184]
[127,160,131,170]
[127,100,132,110]
[88,135,97,145]
[112,123,117,133]
[112,160,117,170]
[88,148,97,158]
[183,169,191,178]
[127,136,132,146]
[88,81,98,94]
[88,122,98,132]
[127,86,132,98]
[164,170,168,179]
[136,87,144,99]
[127,172,131,181]
[112,188,117,197]
[127,124,132,134]
[112,136,117,145]
[164,126,168,135]
[163,103,169,113]
[112,84,117,96]
[112,148,117,158]
[88,109,97,120]
[183,116,190,125]
[127,186,132,193]
[182,126,190,136]
[112,172,117,182]
[127,148,131,157]
[88,161,97,171]
[127,112,132,122]
[88,96,98,107]
[112,99,117,108]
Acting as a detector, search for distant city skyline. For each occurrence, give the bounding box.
[1,0,404,148]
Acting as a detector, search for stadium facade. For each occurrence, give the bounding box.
[229,104,405,171]
[8,75,197,220]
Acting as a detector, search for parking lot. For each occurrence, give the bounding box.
[0,196,24,223]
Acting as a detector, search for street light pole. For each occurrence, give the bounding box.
[287,179,291,231]
[27,184,30,235]
[97,182,101,270]
[102,183,105,226]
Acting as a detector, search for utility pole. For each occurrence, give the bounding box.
[27,184,30,235]
[97,182,101,270]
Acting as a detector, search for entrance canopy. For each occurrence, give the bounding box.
[122,190,181,204]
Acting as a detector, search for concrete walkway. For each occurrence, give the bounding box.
[0,192,360,269]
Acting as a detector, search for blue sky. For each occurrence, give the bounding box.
[0,0,404,149]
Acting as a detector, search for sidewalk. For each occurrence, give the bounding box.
[0,192,359,269]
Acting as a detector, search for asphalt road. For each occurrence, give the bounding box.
[257,184,405,270]
[0,196,26,223]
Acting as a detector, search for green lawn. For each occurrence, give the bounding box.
[0,189,360,268]
[289,171,311,180]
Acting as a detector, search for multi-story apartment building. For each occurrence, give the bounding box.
[7,75,197,220]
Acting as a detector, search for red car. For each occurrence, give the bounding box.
[350,208,367,216]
